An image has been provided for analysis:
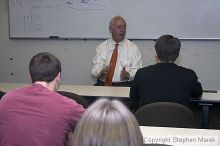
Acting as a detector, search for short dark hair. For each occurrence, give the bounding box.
[29,52,61,83]
[155,35,181,62]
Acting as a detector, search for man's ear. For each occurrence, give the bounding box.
[55,72,61,83]
[155,54,159,63]
[28,73,33,83]
[109,26,112,34]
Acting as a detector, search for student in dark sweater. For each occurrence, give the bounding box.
[130,35,202,109]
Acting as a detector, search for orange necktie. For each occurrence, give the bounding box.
[104,43,119,86]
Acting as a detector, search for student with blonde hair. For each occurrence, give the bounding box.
[69,98,143,146]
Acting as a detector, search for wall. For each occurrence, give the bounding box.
[1,0,220,89]
[9,0,220,39]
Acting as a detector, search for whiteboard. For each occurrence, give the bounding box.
[9,0,220,39]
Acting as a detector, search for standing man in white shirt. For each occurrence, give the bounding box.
[91,16,142,87]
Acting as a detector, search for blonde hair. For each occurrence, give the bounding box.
[70,98,143,146]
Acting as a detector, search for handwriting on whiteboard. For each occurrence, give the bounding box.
[23,15,42,32]
[10,0,106,10]
[55,0,106,10]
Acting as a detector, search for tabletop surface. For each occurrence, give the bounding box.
[0,83,220,101]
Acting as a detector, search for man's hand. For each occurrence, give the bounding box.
[100,66,109,79]
[120,67,130,81]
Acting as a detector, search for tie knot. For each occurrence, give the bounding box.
[115,43,119,48]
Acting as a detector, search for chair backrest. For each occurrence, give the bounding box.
[58,91,89,108]
[0,91,6,100]
[135,102,197,128]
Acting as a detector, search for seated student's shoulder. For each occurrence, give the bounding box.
[0,85,32,101]
[177,65,198,75]
[137,64,157,73]
[56,92,85,109]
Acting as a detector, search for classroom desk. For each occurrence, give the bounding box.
[59,84,129,97]
[140,126,220,146]
[0,83,219,100]
[0,83,129,97]
[0,83,219,129]
[191,91,220,129]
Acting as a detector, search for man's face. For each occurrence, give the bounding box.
[110,19,126,43]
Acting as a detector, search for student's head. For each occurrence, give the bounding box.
[155,35,181,62]
[29,52,61,83]
[109,16,127,43]
[70,98,143,146]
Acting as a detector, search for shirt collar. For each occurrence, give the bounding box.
[110,38,126,46]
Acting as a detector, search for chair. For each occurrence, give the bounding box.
[135,102,197,128]
[0,91,5,100]
[58,91,89,108]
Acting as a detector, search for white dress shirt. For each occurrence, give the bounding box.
[92,38,142,82]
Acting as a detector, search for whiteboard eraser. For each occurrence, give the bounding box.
[49,36,59,39]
